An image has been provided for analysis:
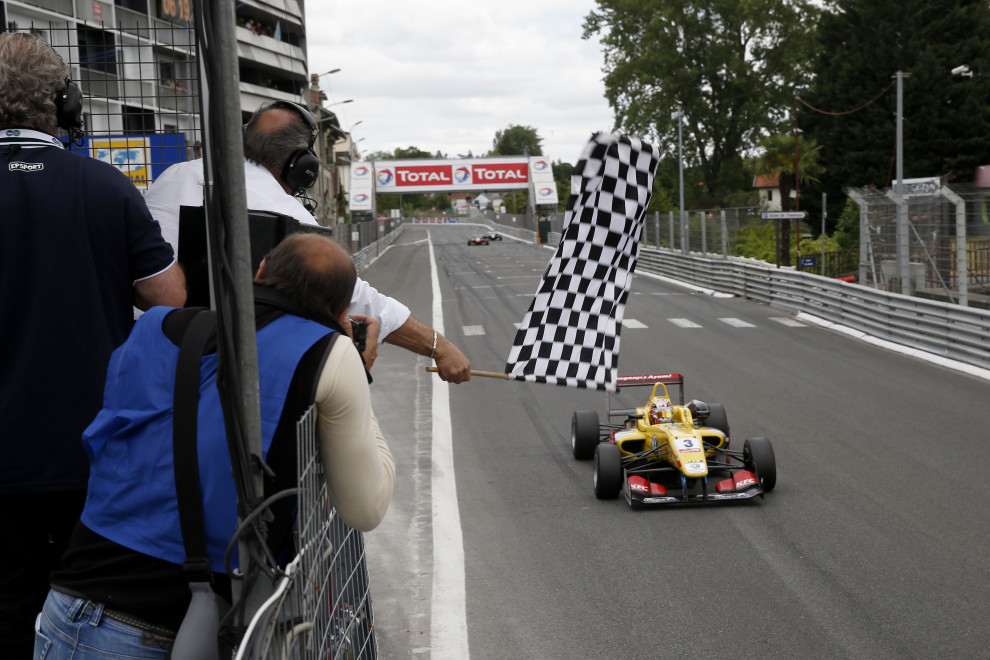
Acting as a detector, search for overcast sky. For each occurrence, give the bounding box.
[304,1,617,165]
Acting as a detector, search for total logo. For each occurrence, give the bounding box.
[532,159,550,171]
[454,167,471,184]
[353,194,369,203]
[538,187,554,197]
[353,166,370,177]
[376,169,393,186]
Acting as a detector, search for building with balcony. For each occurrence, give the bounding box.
[2,0,349,224]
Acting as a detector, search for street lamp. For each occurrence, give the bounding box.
[672,108,686,254]
[348,120,363,131]
[315,68,341,78]
[327,99,353,107]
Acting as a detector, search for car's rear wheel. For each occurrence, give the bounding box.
[571,410,600,460]
[744,437,776,492]
[594,443,622,499]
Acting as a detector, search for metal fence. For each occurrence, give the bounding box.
[237,406,377,660]
[849,183,990,307]
[15,20,203,189]
[11,19,380,659]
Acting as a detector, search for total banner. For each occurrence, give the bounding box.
[529,156,559,206]
[373,157,532,193]
[349,162,374,211]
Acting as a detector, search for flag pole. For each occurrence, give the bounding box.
[426,367,508,380]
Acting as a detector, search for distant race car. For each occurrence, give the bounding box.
[570,373,776,506]
[484,232,503,241]
[467,236,490,245]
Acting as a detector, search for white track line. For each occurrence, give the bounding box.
[428,234,470,658]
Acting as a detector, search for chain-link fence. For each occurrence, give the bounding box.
[14,20,202,189]
[850,182,990,306]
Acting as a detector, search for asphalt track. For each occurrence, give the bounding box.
[364,223,990,660]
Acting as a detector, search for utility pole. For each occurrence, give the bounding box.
[673,108,687,253]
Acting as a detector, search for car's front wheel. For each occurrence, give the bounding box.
[594,443,622,499]
[571,410,599,460]
[744,437,776,492]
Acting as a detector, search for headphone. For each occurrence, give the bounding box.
[54,77,84,143]
[269,101,321,194]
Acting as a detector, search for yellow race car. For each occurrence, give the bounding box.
[570,373,776,506]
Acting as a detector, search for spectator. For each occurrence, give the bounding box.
[0,32,186,658]
[35,233,395,657]
[143,100,472,383]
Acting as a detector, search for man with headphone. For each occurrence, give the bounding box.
[0,32,187,657]
[144,101,472,383]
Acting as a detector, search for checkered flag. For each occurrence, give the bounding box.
[505,132,660,391]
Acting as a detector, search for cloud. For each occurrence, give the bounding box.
[305,1,615,163]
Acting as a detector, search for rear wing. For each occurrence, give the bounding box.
[607,373,685,420]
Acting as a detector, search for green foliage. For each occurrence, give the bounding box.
[583,0,821,205]
[393,146,433,160]
[754,132,825,265]
[551,160,573,212]
[734,222,777,262]
[800,0,990,227]
[734,221,847,265]
[833,198,860,250]
[491,125,543,156]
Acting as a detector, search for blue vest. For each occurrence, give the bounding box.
[80,306,333,573]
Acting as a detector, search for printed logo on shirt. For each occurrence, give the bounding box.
[9,162,44,172]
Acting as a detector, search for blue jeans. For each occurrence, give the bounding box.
[34,590,173,659]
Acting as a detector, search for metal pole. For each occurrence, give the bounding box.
[821,192,826,276]
[675,109,687,254]
[895,71,910,295]
[194,0,267,621]
[720,209,728,258]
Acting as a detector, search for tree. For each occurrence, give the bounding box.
[800,0,990,226]
[753,133,823,265]
[491,125,543,156]
[393,146,433,160]
[551,160,573,212]
[583,0,821,204]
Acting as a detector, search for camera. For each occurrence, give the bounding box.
[350,318,367,357]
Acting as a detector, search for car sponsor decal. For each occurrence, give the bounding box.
[643,496,681,503]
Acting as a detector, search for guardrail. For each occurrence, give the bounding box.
[635,247,990,371]
[352,221,989,372]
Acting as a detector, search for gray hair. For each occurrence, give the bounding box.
[243,103,313,174]
[0,32,67,132]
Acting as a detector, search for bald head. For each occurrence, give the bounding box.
[243,102,314,182]
[256,233,356,324]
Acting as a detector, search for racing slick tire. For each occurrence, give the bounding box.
[594,443,622,499]
[744,437,776,492]
[571,410,600,460]
[705,403,729,436]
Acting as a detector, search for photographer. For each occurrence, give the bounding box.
[35,233,394,657]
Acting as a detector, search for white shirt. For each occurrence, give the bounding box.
[143,159,411,340]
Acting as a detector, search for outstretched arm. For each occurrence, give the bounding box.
[383,315,471,383]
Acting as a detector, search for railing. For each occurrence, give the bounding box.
[634,248,990,371]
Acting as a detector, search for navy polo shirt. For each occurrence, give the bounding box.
[0,128,177,493]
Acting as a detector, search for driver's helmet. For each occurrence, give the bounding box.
[648,396,673,424]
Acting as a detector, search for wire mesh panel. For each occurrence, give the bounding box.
[18,20,202,189]
[237,406,377,660]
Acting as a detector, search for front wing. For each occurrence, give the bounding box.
[621,460,765,506]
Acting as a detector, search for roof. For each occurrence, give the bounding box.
[752,173,781,189]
